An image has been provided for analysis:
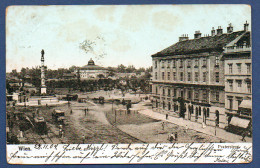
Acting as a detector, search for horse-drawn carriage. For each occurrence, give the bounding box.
[52,109,65,124]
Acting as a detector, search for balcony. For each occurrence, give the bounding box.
[224,44,251,53]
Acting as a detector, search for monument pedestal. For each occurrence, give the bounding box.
[41,87,47,94]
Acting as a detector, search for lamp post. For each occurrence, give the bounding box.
[112,100,116,125]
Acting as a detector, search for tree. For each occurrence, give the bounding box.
[117,64,126,73]
[69,65,78,73]
[126,65,136,73]
[11,69,18,77]
[97,74,105,79]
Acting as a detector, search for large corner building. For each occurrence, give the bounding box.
[151,22,251,129]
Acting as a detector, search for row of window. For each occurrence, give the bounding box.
[155,87,219,101]
[155,71,220,83]
[228,63,251,74]
[154,56,219,69]
[227,79,251,93]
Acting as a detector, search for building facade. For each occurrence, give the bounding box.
[79,58,108,80]
[151,23,249,128]
[223,29,251,125]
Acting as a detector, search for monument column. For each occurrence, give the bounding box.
[41,49,47,94]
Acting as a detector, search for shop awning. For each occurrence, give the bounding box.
[230,116,250,128]
[239,100,252,109]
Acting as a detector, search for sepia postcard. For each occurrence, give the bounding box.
[5,5,252,164]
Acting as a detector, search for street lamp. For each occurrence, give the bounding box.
[112,99,116,125]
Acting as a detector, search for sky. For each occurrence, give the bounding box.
[6,5,251,72]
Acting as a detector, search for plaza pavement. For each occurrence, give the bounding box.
[131,102,252,143]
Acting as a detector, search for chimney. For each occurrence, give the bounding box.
[227,23,233,33]
[194,31,201,39]
[179,34,189,41]
[217,26,223,35]
[211,27,215,36]
[244,21,249,31]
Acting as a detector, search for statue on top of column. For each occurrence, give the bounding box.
[41,49,45,61]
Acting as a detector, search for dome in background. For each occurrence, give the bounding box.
[88,58,95,65]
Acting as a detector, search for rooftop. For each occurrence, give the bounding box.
[152,31,245,57]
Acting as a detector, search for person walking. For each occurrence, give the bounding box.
[184,125,188,133]
[169,133,174,143]
[175,132,178,141]
[84,108,87,116]
[59,128,62,138]
[166,114,169,120]
[82,135,85,143]
[161,122,165,131]
[61,131,64,139]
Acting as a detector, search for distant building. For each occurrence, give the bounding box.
[79,58,108,80]
[151,22,250,128]
[115,73,136,78]
[62,73,77,80]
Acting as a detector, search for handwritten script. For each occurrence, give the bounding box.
[7,143,252,164]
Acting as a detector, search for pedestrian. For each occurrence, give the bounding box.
[70,109,73,114]
[84,108,87,116]
[169,133,174,143]
[184,125,188,133]
[166,114,169,120]
[82,135,85,144]
[175,132,178,141]
[61,131,64,138]
[59,128,62,138]
[161,122,165,131]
